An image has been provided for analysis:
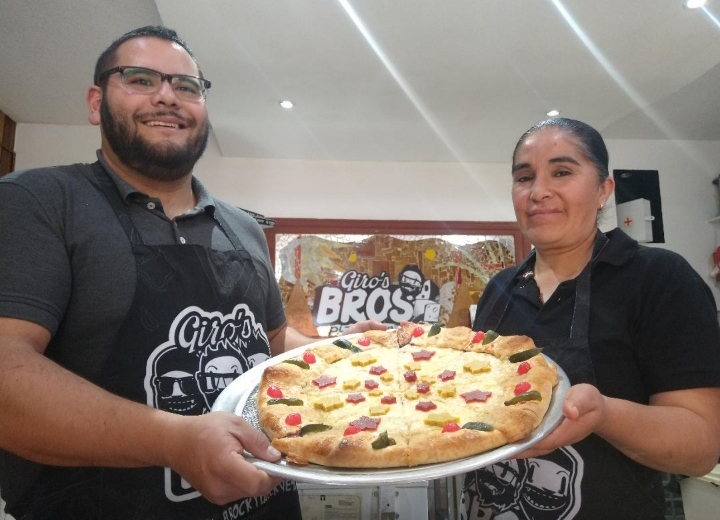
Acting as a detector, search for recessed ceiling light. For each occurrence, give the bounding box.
[547,109,560,117]
[684,0,707,8]
[279,100,294,109]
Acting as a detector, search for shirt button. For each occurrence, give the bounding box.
[147,202,156,210]
[179,237,186,244]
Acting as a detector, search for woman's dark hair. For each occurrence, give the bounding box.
[512,118,610,182]
[94,25,202,87]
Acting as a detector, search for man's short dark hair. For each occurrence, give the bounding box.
[94,25,203,87]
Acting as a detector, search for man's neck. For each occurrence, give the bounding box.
[100,149,197,220]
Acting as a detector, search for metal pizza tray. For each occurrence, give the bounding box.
[211,335,570,487]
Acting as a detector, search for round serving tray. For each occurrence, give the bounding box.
[212,335,570,486]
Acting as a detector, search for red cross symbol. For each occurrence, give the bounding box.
[624,217,633,227]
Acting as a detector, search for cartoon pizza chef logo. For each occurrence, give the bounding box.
[144,303,271,501]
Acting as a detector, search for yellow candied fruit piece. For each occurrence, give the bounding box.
[313,396,345,412]
[351,353,378,367]
[437,385,457,398]
[322,351,345,364]
[424,412,460,427]
[404,361,422,371]
[380,373,394,382]
[369,389,383,396]
[463,360,491,374]
[343,379,361,390]
[404,388,419,400]
[370,405,391,416]
[420,375,436,385]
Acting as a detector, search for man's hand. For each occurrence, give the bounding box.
[166,412,283,505]
[343,320,388,335]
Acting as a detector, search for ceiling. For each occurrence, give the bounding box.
[1,0,719,163]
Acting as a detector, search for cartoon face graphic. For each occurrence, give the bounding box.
[152,347,205,415]
[398,265,424,299]
[463,448,583,520]
[196,348,248,409]
[199,355,242,393]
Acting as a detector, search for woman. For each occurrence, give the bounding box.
[462,118,720,520]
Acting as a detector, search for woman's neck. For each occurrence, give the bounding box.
[533,231,597,302]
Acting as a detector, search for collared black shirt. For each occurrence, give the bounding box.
[473,228,720,402]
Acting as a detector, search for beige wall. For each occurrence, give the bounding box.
[14,123,720,306]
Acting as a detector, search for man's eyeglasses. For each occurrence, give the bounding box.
[96,66,211,102]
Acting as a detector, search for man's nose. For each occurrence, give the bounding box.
[152,79,180,105]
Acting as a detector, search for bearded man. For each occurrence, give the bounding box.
[0,26,381,520]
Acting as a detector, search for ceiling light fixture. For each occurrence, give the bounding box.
[279,100,293,109]
[547,109,560,117]
[684,0,707,8]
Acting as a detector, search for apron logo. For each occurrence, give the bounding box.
[145,303,271,502]
[462,446,584,520]
[145,303,271,415]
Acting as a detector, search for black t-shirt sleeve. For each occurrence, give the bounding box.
[630,249,720,393]
[0,180,72,334]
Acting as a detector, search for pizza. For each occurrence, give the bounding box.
[257,323,558,468]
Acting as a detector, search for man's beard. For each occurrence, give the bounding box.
[100,97,209,182]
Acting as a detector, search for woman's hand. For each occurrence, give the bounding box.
[513,383,606,459]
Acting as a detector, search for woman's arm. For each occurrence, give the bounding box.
[516,383,720,476]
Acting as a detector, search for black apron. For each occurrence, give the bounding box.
[463,233,665,520]
[21,163,301,520]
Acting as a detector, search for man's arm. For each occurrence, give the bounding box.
[267,321,388,356]
[0,317,282,504]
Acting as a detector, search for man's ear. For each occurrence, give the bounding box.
[87,86,102,126]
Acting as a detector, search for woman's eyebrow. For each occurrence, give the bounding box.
[549,156,581,166]
[511,162,530,173]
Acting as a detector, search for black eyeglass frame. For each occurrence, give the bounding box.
[95,66,212,99]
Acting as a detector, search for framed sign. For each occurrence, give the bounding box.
[264,219,529,338]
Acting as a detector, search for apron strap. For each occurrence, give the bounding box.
[77,162,145,245]
[211,203,247,254]
[570,232,609,339]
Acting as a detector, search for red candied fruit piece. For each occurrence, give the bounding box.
[344,425,362,436]
[412,349,435,361]
[412,326,425,337]
[416,382,431,394]
[517,361,532,375]
[438,370,456,382]
[404,370,417,382]
[267,385,283,398]
[461,390,492,403]
[415,401,437,412]
[369,366,387,375]
[346,393,366,404]
[285,413,302,426]
[350,416,381,431]
[303,351,316,364]
[358,336,371,347]
[364,380,379,390]
[442,423,461,433]
[472,331,486,344]
[381,395,397,405]
[514,381,532,395]
[313,375,337,388]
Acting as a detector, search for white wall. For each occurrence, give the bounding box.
[14,123,720,304]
